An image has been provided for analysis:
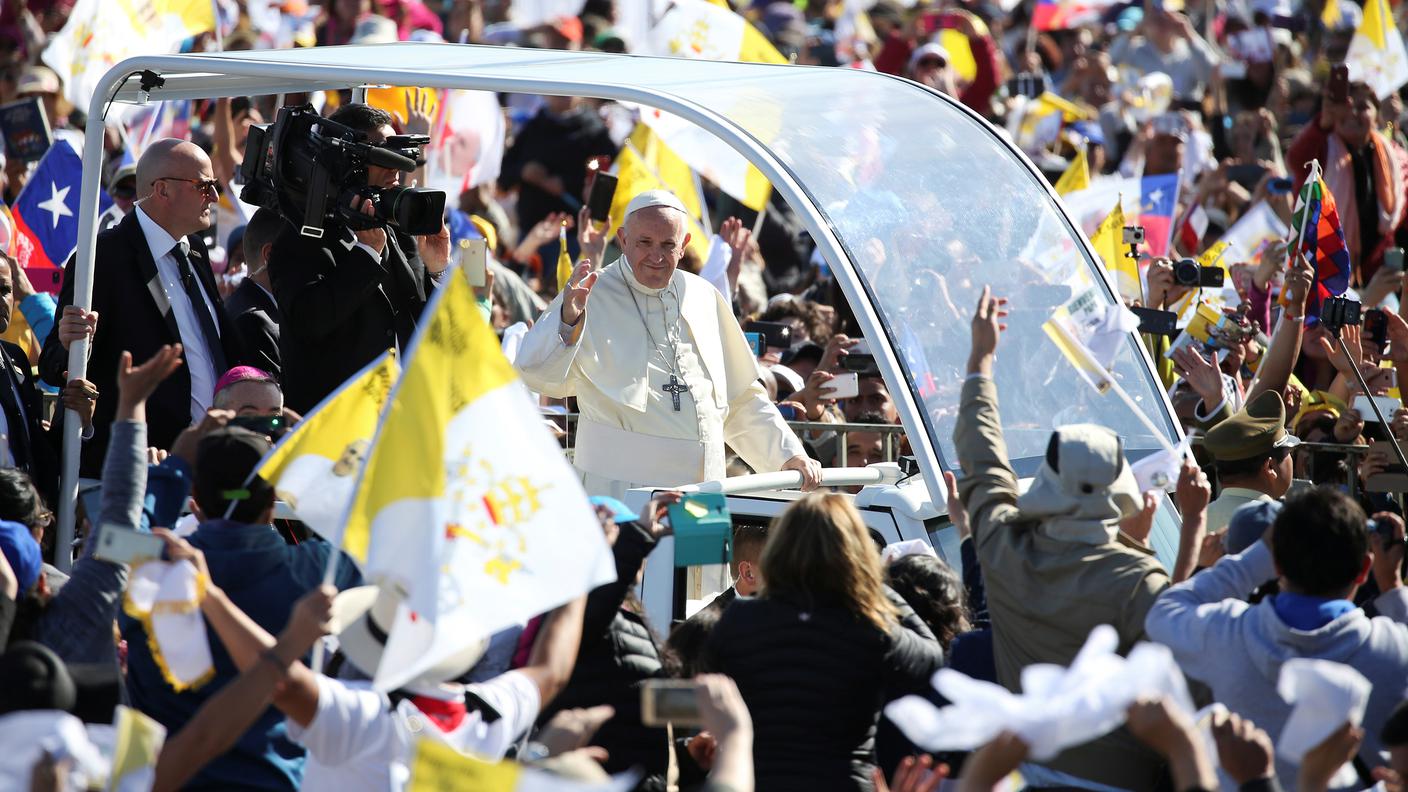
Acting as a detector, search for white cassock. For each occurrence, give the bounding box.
[516,256,806,498]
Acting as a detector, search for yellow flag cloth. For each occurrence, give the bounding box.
[1054,147,1091,196]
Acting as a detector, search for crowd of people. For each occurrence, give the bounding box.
[0,0,1404,790]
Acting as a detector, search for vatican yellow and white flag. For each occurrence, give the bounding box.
[634,106,773,213]
[42,0,216,116]
[1345,0,1408,99]
[254,350,400,545]
[343,267,616,692]
[647,0,789,65]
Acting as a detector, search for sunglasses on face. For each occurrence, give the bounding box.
[155,176,220,195]
[918,57,947,69]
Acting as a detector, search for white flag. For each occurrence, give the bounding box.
[1345,0,1408,99]
[342,269,615,691]
[42,0,215,116]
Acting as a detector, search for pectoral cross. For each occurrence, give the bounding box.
[662,374,689,412]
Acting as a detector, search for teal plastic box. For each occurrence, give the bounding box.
[669,493,732,567]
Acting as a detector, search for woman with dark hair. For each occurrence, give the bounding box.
[886,555,972,652]
[704,493,945,792]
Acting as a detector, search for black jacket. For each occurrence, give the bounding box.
[223,279,282,381]
[539,521,669,778]
[0,339,55,494]
[41,212,243,476]
[269,222,432,414]
[498,107,616,233]
[704,590,946,792]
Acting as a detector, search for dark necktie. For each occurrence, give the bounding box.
[171,240,228,374]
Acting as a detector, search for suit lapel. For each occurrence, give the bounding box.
[0,345,29,468]
[125,215,181,342]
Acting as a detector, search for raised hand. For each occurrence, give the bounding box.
[560,259,599,326]
[279,584,338,655]
[576,205,607,268]
[944,470,970,540]
[401,88,433,136]
[1172,346,1224,408]
[967,286,1008,376]
[720,216,752,287]
[1283,252,1313,315]
[116,345,184,421]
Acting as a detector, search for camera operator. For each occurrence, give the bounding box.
[267,104,451,413]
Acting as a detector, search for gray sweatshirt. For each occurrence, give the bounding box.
[1146,541,1408,790]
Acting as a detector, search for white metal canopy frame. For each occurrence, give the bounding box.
[56,44,1182,568]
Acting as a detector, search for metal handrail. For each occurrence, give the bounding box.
[542,411,909,466]
[675,463,906,495]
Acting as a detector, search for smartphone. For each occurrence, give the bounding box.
[1328,63,1350,104]
[777,403,800,420]
[745,320,792,351]
[1354,394,1400,422]
[1365,442,1408,493]
[841,353,878,374]
[1385,247,1405,273]
[821,372,860,399]
[849,338,872,356]
[1365,308,1389,352]
[1267,177,1294,195]
[77,483,102,524]
[459,237,488,288]
[641,680,703,728]
[93,525,166,566]
[1226,164,1269,192]
[229,414,288,440]
[586,171,618,223]
[1131,306,1179,337]
[1006,73,1043,100]
[744,332,765,358]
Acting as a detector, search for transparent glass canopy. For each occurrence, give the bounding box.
[110,44,1178,478]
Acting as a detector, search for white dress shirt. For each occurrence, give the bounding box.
[134,206,221,423]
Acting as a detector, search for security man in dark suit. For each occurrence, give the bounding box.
[269,103,451,414]
[41,139,244,476]
[224,208,285,381]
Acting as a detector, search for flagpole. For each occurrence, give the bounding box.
[209,0,224,52]
[1281,160,1319,306]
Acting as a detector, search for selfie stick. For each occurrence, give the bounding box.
[1333,329,1408,473]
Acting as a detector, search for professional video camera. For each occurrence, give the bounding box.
[239,104,446,239]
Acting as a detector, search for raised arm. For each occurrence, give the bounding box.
[1245,252,1312,405]
[518,594,588,708]
[954,287,1018,546]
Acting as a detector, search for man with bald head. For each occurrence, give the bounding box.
[516,190,820,497]
[42,138,244,475]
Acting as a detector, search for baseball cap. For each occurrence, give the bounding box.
[192,428,275,519]
[1203,391,1301,462]
[350,15,398,45]
[0,520,41,594]
[16,66,59,96]
[781,341,824,368]
[589,495,639,524]
[1225,499,1281,555]
[909,42,951,72]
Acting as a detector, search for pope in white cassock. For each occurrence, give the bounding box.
[515,189,822,498]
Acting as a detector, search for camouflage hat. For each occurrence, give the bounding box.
[1203,390,1301,462]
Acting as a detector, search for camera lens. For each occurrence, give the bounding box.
[1173,259,1201,286]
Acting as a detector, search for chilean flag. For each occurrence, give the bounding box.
[1136,173,1180,259]
[12,140,111,294]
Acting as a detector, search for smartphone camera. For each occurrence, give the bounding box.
[1320,296,1362,334]
[1173,258,1226,288]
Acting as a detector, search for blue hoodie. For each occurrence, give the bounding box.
[121,520,362,790]
[1147,541,1408,790]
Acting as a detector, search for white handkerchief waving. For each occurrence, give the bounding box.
[884,625,1194,761]
[123,559,214,691]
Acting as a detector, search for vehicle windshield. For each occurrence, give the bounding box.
[660,68,1179,468]
[188,46,1179,469]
